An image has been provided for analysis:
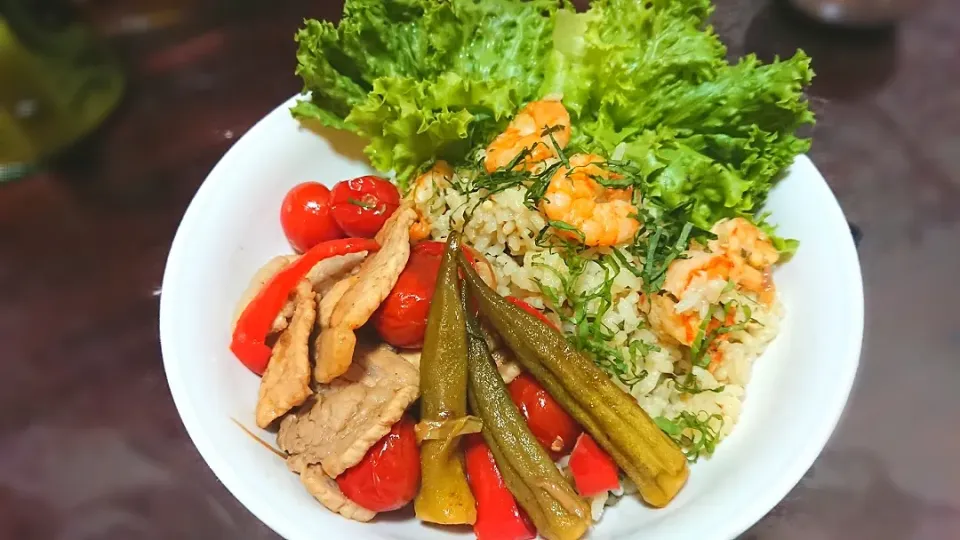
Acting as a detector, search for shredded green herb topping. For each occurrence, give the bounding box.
[671,372,725,396]
[690,303,753,368]
[347,197,375,209]
[655,411,725,462]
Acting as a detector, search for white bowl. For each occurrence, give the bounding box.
[160,96,864,540]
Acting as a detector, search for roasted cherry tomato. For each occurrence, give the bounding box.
[506,296,558,330]
[280,182,344,252]
[507,373,582,459]
[336,415,420,512]
[329,176,400,238]
[371,241,445,348]
[411,239,446,258]
[568,433,620,497]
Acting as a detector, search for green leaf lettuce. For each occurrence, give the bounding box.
[293,0,813,236]
[293,0,561,188]
[542,0,814,228]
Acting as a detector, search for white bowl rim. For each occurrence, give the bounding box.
[160,95,864,540]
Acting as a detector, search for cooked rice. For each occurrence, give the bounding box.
[412,175,783,451]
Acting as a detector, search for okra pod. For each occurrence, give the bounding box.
[459,252,689,507]
[464,295,589,540]
[414,234,476,525]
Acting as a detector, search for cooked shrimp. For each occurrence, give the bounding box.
[663,218,778,304]
[709,217,780,268]
[646,218,779,349]
[649,260,744,350]
[646,294,738,351]
[484,99,571,173]
[646,294,700,346]
[409,161,453,242]
[540,153,640,247]
[662,252,736,301]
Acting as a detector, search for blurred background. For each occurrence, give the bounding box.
[1,0,958,539]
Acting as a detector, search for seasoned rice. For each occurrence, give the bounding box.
[411,175,784,453]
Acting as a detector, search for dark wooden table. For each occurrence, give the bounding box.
[2,1,958,538]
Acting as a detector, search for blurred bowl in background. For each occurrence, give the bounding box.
[788,0,924,27]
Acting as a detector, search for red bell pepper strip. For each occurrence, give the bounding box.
[230,237,379,375]
[505,296,558,331]
[568,432,621,497]
[464,434,537,540]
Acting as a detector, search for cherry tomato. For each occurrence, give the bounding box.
[336,415,420,512]
[280,182,344,252]
[568,433,620,497]
[506,296,558,330]
[507,373,582,459]
[329,176,400,238]
[412,239,446,258]
[371,241,445,348]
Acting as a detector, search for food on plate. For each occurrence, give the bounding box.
[484,99,571,173]
[414,234,478,524]
[317,273,358,327]
[281,181,344,252]
[231,255,297,334]
[224,0,816,534]
[232,251,367,336]
[410,162,453,241]
[371,240,444,349]
[464,293,591,540]
[314,206,416,382]
[329,175,401,238]
[508,373,582,459]
[462,244,498,289]
[231,238,378,374]
[300,464,377,522]
[568,433,621,498]
[464,434,537,540]
[254,280,315,428]
[505,296,559,329]
[292,0,812,206]
[460,259,688,508]
[493,347,524,385]
[541,153,640,247]
[336,415,421,512]
[278,342,419,477]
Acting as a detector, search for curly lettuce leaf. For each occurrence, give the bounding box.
[346,73,520,181]
[542,0,813,231]
[294,0,813,223]
[543,0,725,120]
[293,0,561,187]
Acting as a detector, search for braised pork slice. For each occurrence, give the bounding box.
[317,275,359,329]
[278,343,419,477]
[313,206,417,383]
[254,280,315,428]
[300,464,376,522]
[304,251,367,295]
[313,325,357,384]
[330,205,417,329]
[395,349,421,370]
[232,252,367,335]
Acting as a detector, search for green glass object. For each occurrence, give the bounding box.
[0,0,124,181]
